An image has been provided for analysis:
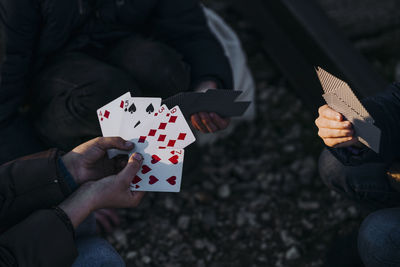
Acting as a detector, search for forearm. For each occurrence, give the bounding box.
[58,183,97,229]
[0,150,72,230]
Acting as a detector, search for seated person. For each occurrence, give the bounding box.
[0,137,145,266]
[0,0,233,164]
[315,83,400,266]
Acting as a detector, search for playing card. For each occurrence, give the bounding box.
[316,67,373,123]
[162,89,251,118]
[323,92,381,153]
[130,147,184,192]
[97,92,131,137]
[162,92,202,113]
[119,97,162,140]
[140,105,196,149]
[315,67,348,94]
[105,97,161,159]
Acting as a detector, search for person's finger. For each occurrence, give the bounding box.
[209,113,230,130]
[315,117,352,129]
[199,112,218,133]
[129,191,146,207]
[94,137,134,151]
[318,105,343,121]
[318,128,354,138]
[97,209,120,226]
[323,136,356,147]
[118,153,143,185]
[191,114,207,133]
[94,211,114,233]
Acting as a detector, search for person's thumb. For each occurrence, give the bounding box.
[118,153,143,185]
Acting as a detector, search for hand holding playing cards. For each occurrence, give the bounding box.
[191,81,230,133]
[59,153,145,229]
[90,153,146,210]
[315,105,361,148]
[61,137,134,185]
[191,112,231,133]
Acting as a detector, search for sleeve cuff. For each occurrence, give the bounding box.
[327,145,380,166]
[192,76,225,90]
[57,157,78,192]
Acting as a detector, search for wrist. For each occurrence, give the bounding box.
[58,182,98,229]
[80,182,100,212]
[61,154,82,185]
[82,181,105,212]
[194,80,218,93]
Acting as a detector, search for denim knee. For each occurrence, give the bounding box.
[73,237,125,267]
[358,208,400,267]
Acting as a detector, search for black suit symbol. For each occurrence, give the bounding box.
[128,103,136,114]
[146,104,155,114]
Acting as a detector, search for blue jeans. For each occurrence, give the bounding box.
[319,149,400,267]
[358,208,400,267]
[72,214,125,267]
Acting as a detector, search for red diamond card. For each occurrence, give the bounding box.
[141,105,196,150]
[97,97,195,193]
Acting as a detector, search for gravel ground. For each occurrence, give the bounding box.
[104,2,393,266]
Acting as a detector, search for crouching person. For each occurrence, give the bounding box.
[315,82,400,267]
[0,137,145,266]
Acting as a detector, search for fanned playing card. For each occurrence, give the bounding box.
[97,92,131,137]
[97,93,196,192]
[316,67,381,153]
[162,89,251,118]
[130,147,184,192]
[97,92,131,158]
[119,97,162,140]
[316,67,374,123]
[322,92,381,152]
[140,105,196,149]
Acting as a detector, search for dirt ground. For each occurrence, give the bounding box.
[107,2,397,266]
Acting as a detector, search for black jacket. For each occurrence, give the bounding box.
[330,83,400,165]
[0,149,77,267]
[0,0,233,126]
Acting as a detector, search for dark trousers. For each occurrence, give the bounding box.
[319,149,400,267]
[32,36,190,151]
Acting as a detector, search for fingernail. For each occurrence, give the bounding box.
[336,115,341,120]
[133,153,143,161]
[125,141,134,148]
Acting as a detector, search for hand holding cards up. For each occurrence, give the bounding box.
[316,67,381,153]
[97,92,196,192]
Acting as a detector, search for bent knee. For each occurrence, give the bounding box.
[71,66,138,113]
[113,38,190,95]
[358,209,400,266]
[73,237,125,267]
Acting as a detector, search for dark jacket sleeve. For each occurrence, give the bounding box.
[0,149,72,231]
[0,209,77,267]
[152,0,233,89]
[0,0,41,126]
[329,83,400,165]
